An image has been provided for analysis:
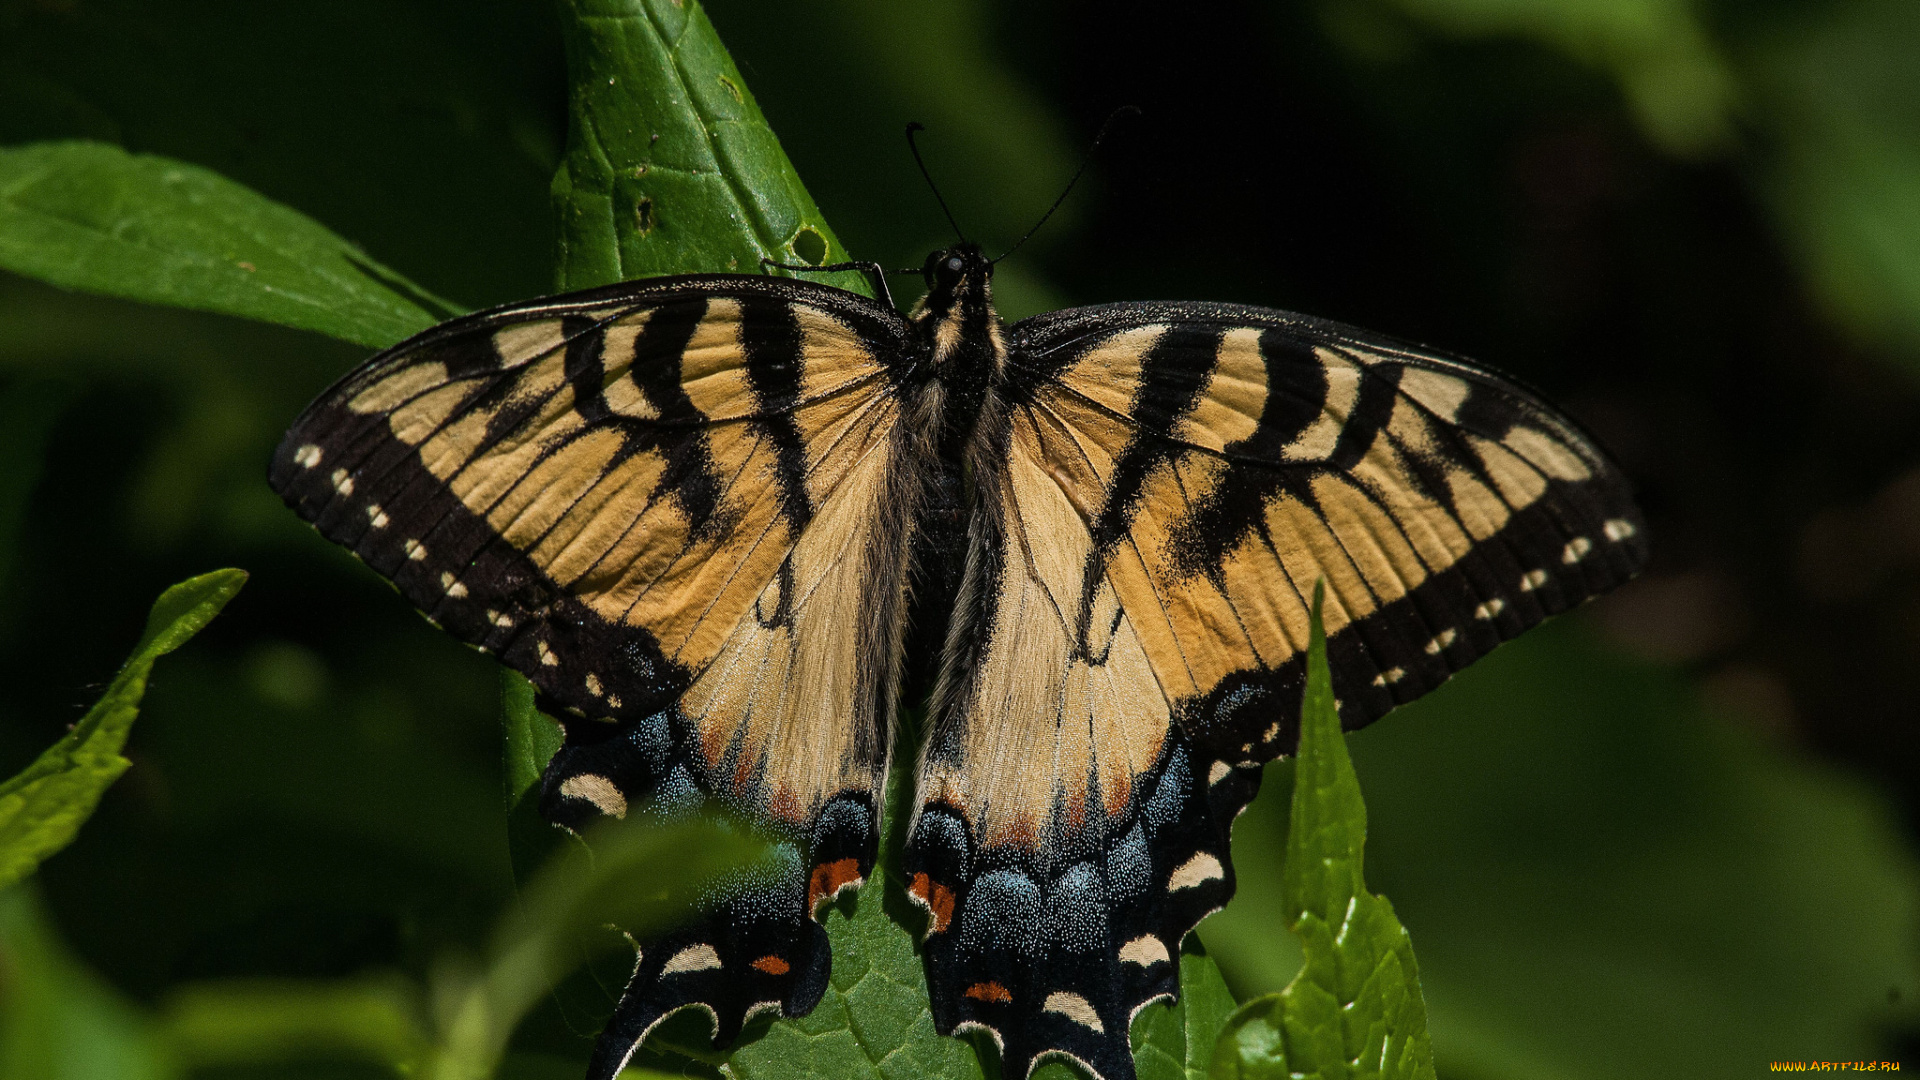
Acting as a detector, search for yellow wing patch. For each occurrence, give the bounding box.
[332,294,895,681]
[1018,316,1644,747]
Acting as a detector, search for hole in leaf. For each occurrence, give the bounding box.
[634,198,656,237]
[718,75,742,103]
[791,227,828,266]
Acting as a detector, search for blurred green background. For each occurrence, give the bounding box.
[2,0,1919,1077]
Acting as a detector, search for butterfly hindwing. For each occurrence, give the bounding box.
[905,301,1646,1079]
[269,276,920,1074]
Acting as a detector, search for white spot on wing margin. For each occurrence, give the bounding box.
[1043,991,1104,1032]
[1169,852,1225,892]
[661,943,722,975]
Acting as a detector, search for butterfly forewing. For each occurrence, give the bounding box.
[270,277,920,1068]
[1009,301,1645,754]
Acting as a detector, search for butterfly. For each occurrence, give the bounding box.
[270,242,1646,1080]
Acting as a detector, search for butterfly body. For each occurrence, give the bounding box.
[272,246,1646,1080]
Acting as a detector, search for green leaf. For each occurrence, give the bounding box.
[1209,588,1436,1080]
[0,140,454,349]
[0,888,173,1080]
[501,669,566,816]
[0,568,246,892]
[156,977,430,1073]
[549,0,868,296]
[721,876,984,1080]
[501,668,572,889]
[1129,938,1240,1080]
[434,816,764,1080]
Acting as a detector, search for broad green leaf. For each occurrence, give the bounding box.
[1129,938,1240,1080]
[0,141,453,349]
[721,875,984,1080]
[0,568,246,891]
[1209,590,1436,1080]
[550,0,867,296]
[0,888,172,1080]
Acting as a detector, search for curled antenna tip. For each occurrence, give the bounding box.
[906,121,966,242]
[995,105,1140,264]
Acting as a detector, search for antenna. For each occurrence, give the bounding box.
[906,122,967,242]
[995,105,1139,264]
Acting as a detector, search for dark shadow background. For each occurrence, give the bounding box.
[1,0,1917,1077]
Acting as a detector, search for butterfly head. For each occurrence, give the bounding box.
[920,243,991,294]
[912,243,1005,386]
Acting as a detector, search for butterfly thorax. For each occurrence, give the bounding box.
[908,243,1005,455]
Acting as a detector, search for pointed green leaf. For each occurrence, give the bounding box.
[500,668,572,888]
[434,816,763,1080]
[550,0,868,296]
[1129,937,1240,1080]
[501,668,566,815]
[0,568,246,892]
[1209,588,1436,1080]
[0,141,454,348]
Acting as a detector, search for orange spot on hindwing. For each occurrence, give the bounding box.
[964,981,1013,1004]
[751,955,790,975]
[807,857,863,910]
[908,872,957,934]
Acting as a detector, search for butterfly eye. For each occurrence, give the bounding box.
[924,250,967,291]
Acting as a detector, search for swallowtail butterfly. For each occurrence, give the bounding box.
[272,242,1645,1080]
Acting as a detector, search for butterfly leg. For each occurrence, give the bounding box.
[759,257,896,311]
